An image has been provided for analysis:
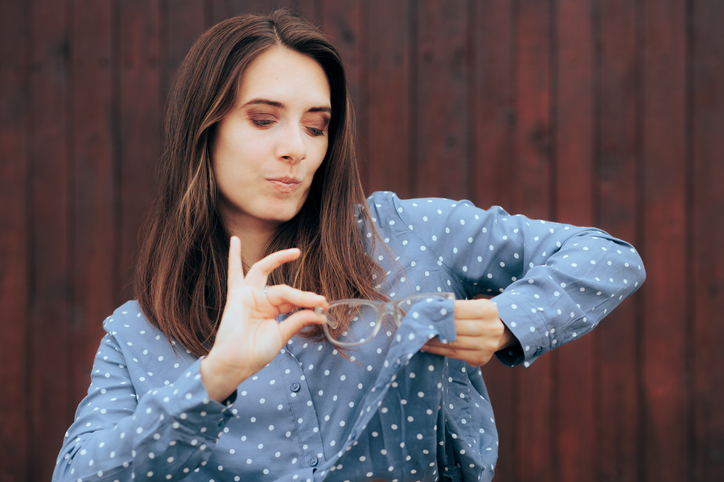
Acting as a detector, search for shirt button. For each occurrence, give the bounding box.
[308,456,318,467]
[290,382,301,392]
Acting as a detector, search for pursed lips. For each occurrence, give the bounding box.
[267,176,302,193]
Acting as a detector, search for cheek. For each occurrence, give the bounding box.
[309,140,329,172]
[215,134,266,176]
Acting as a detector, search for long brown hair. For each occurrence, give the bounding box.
[134,9,384,357]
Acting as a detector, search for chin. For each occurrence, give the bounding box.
[261,206,303,224]
[268,198,307,221]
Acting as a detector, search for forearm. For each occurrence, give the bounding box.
[493,230,645,366]
[53,359,234,481]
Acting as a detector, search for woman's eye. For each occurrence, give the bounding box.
[307,127,324,136]
[251,119,274,128]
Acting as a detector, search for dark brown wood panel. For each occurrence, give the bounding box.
[641,1,689,480]
[0,0,29,479]
[163,0,207,95]
[472,0,515,211]
[413,0,469,198]
[692,1,724,480]
[69,0,114,409]
[321,0,367,187]
[28,1,71,480]
[513,1,555,481]
[474,1,516,480]
[513,0,553,221]
[554,2,596,481]
[209,0,247,25]
[209,0,302,26]
[364,0,411,197]
[117,0,162,303]
[294,0,318,22]
[596,1,641,481]
[0,2,722,481]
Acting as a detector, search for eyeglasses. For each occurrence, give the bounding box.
[315,293,455,347]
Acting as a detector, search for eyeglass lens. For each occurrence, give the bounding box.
[325,303,381,345]
[324,294,452,346]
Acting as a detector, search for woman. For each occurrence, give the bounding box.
[53,9,644,482]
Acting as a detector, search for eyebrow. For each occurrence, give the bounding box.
[242,98,331,114]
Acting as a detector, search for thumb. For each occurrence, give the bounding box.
[278,310,326,342]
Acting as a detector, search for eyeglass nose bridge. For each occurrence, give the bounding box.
[317,300,387,332]
[315,305,338,329]
[380,304,404,327]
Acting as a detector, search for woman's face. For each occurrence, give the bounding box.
[211,46,331,236]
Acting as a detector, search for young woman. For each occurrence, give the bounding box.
[53,9,645,482]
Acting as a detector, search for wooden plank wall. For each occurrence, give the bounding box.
[0,1,722,481]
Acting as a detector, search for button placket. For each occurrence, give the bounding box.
[279,349,326,470]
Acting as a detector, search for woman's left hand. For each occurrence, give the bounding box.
[420,298,516,366]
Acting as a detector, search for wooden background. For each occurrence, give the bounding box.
[1,0,722,481]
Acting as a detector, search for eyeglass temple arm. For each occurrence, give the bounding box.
[314,306,338,329]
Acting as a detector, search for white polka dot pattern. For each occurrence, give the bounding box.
[53,192,644,482]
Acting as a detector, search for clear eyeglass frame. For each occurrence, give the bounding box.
[315,292,455,347]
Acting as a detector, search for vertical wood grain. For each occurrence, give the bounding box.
[294,0,318,22]
[208,0,246,25]
[28,0,71,479]
[117,0,162,303]
[320,0,367,189]
[472,0,515,211]
[641,0,688,480]
[3,1,723,480]
[596,1,641,481]
[162,0,207,96]
[413,0,469,198]
[514,0,553,221]
[209,0,301,26]
[513,1,555,480]
[364,0,411,197]
[553,1,596,481]
[692,0,724,479]
[0,0,29,480]
[70,0,114,407]
[473,1,515,480]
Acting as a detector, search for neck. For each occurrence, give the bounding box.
[224,217,279,267]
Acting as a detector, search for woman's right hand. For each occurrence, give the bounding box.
[200,236,327,402]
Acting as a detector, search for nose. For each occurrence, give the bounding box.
[276,122,306,164]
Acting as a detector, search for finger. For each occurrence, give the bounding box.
[265,284,327,312]
[244,248,302,287]
[277,310,326,341]
[453,299,499,319]
[424,335,498,351]
[420,343,458,356]
[420,343,494,366]
[227,236,245,289]
[450,319,507,340]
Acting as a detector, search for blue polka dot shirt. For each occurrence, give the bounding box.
[54,192,645,482]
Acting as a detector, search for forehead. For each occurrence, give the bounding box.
[238,46,331,108]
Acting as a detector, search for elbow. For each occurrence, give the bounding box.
[627,246,646,292]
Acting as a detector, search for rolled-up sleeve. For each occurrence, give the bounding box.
[376,192,645,368]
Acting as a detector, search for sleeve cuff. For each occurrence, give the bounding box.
[491,293,553,368]
[155,358,239,438]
